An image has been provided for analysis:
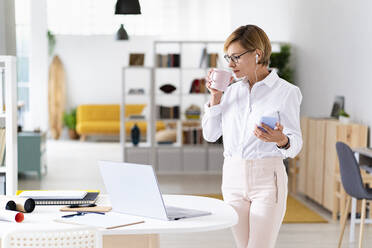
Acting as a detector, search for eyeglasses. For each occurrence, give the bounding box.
[224,50,253,64]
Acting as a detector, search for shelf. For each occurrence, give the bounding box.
[156,93,180,97]
[125,94,150,97]
[154,67,214,70]
[125,66,153,69]
[0,167,5,173]
[155,143,181,148]
[184,93,208,96]
[124,142,151,148]
[155,67,181,70]
[156,118,180,122]
[182,119,201,122]
[182,144,205,147]
[124,118,148,121]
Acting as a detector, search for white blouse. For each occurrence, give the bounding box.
[202,70,302,159]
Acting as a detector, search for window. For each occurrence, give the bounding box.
[15,0,30,112]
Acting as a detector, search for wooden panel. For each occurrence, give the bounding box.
[103,234,159,248]
[323,120,339,211]
[298,116,309,194]
[306,119,326,204]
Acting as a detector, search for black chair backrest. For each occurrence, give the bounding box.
[336,142,367,199]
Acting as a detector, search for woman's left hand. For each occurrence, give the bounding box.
[254,122,288,147]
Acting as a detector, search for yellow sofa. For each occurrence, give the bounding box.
[76,104,165,141]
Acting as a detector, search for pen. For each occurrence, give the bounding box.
[62,211,105,218]
[68,203,97,208]
[277,111,281,124]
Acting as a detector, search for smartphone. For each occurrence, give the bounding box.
[259,116,279,132]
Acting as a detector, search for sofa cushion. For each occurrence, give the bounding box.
[77,121,120,134]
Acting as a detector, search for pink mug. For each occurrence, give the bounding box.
[209,69,232,92]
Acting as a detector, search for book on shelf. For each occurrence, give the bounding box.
[0,68,4,114]
[129,53,145,66]
[199,50,219,68]
[16,190,100,206]
[208,53,219,67]
[199,47,208,68]
[156,105,180,119]
[156,54,180,67]
[0,128,5,166]
[0,174,5,195]
[189,78,207,93]
[182,127,203,145]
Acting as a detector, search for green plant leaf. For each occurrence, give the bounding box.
[63,108,77,130]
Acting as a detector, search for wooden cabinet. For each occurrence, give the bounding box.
[298,117,367,212]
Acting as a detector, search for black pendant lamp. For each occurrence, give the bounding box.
[115,0,141,15]
[115,0,141,40]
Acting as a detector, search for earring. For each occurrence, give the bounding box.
[255,54,258,64]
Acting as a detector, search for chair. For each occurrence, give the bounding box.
[2,227,102,248]
[336,142,372,248]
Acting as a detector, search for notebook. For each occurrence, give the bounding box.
[16,190,99,206]
[19,190,87,200]
[56,212,144,229]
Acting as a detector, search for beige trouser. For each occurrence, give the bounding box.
[221,157,288,248]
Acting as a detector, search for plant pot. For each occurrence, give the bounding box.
[339,116,350,124]
[68,129,79,140]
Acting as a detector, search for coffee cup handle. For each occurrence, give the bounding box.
[210,69,216,81]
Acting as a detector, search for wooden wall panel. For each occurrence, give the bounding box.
[298,117,309,194]
[306,119,326,204]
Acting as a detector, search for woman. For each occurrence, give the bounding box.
[202,25,302,248]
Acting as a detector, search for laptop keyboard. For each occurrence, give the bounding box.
[165,205,211,220]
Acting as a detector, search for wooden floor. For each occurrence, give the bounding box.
[18,139,372,248]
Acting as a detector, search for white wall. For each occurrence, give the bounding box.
[54,35,156,110]
[288,0,372,141]
[230,0,290,42]
[0,0,16,55]
[0,0,5,54]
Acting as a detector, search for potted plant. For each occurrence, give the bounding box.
[63,108,79,139]
[338,109,350,124]
[270,44,294,84]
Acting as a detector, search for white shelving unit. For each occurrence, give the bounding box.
[121,41,225,173]
[0,56,18,195]
[121,67,154,165]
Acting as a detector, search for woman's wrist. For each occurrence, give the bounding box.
[276,135,288,147]
[210,95,222,106]
[277,135,290,150]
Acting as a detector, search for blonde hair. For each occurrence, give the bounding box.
[224,25,271,66]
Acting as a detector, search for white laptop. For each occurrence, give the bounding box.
[98,161,211,221]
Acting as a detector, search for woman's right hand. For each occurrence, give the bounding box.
[206,69,233,106]
[206,69,223,106]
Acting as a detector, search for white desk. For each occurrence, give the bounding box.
[0,195,238,248]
